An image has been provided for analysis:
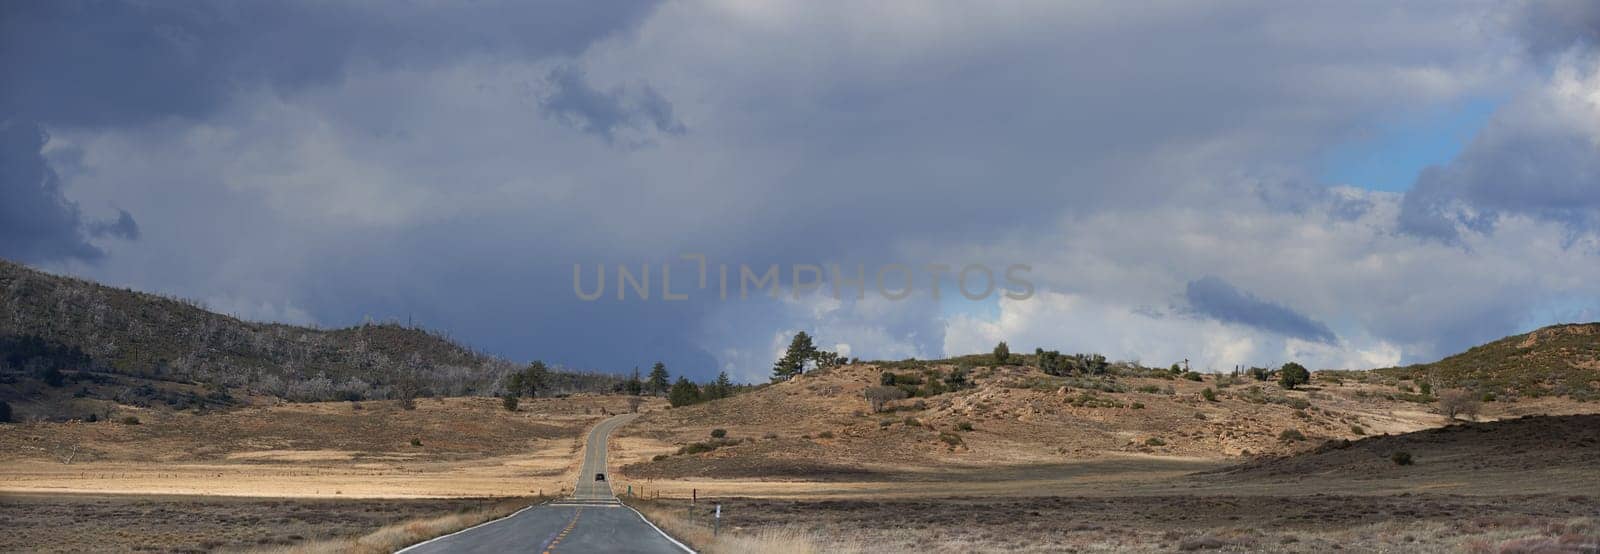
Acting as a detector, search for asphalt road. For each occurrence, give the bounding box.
[400,413,691,554]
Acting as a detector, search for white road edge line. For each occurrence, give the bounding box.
[393,499,550,554]
[622,502,698,554]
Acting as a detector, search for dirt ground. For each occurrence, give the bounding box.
[0,395,651,498]
[633,493,1598,553]
[0,492,518,554]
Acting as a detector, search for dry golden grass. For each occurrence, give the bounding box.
[241,497,533,554]
[0,395,664,498]
[625,498,864,554]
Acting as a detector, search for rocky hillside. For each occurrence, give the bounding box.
[0,259,619,406]
[1378,323,1600,400]
[616,361,1479,480]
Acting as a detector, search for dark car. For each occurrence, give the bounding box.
[594,473,606,481]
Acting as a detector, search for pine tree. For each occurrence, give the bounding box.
[993,341,1011,365]
[521,360,549,397]
[668,376,702,407]
[709,371,734,399]
[771,331,819,382]
[625,368,644,396]
[647,362,671,396]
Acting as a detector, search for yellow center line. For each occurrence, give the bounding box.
[545,508,583,552]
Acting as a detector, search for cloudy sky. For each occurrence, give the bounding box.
[5,1,1600,382]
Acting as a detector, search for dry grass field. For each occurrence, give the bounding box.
[0,395,651,498]
[0,492,527,554]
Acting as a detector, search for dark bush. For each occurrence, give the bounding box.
[409,438,422,447]
[121,416,141,425]
[710,428,727,439]
[501,394,519,412]
[1278,429,1306,442]
[818,430,834,439]
[1201,388,1218,402]
[1144,437,1166,446]
[1391,451,1413,466]
[938,432,964,447]
[956,421,974,431]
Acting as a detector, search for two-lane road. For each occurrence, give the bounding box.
[400,413,691,554]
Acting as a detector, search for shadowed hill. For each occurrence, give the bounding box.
[1378,323,1600,400]
[0,259,619,404]
[1206,414,1600,481]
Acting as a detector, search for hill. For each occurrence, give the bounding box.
[1377,323,1600,400]
[0,259,620,417]
[614,362,1480,481]
[1205,414,1600,491]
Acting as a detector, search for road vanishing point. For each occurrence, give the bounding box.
[400,413,692,554]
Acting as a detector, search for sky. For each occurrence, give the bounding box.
[4,1,1600,383]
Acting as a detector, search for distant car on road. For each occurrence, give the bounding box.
[594,473,606,481]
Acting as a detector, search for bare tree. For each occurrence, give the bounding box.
[864,386,907,413]
[1438,390,1481,421]
[627,396,643,413]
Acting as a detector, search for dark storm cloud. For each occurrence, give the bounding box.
[1398,0,1600,242]
[0,0,661,127]
[89,209,141,240]
[1185,276,1338,344]
[1510,0,1600,61]
[539,64,687,142]
[1398,89,1600,243]
[0,119,110,262]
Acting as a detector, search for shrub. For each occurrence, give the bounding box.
[1391,451,1414,466]
[879,419,893,428]
[652,454,669,461]
[1438,390,1482,421]
[1144,437,1166,446]
[818,431,835,439]
[903,417,921,427]
[1350,424,1366,435]
[1184,372,1203,382]
[938,432,964,447]
[1136,385,1162,394]
[1285,397,1311,410]
[1201,388,1218,402]
[1130,402,1145,409]
[409,438,422,446]
[1193,412,1206,420]
[956,421,974,431]
[1278,429,1306,442]
[864,386,907,413]
[121,416,141,425]
[993,341,1011,365]
[1278,362,1310,389]
[763,432,778,440]
[710,428,727,439]
[501,394,519,412]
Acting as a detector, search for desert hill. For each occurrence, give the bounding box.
[0,259,619,420]
[1378,323,1600,400]
[615,361,1551,481]
[1209,413,1600,481]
